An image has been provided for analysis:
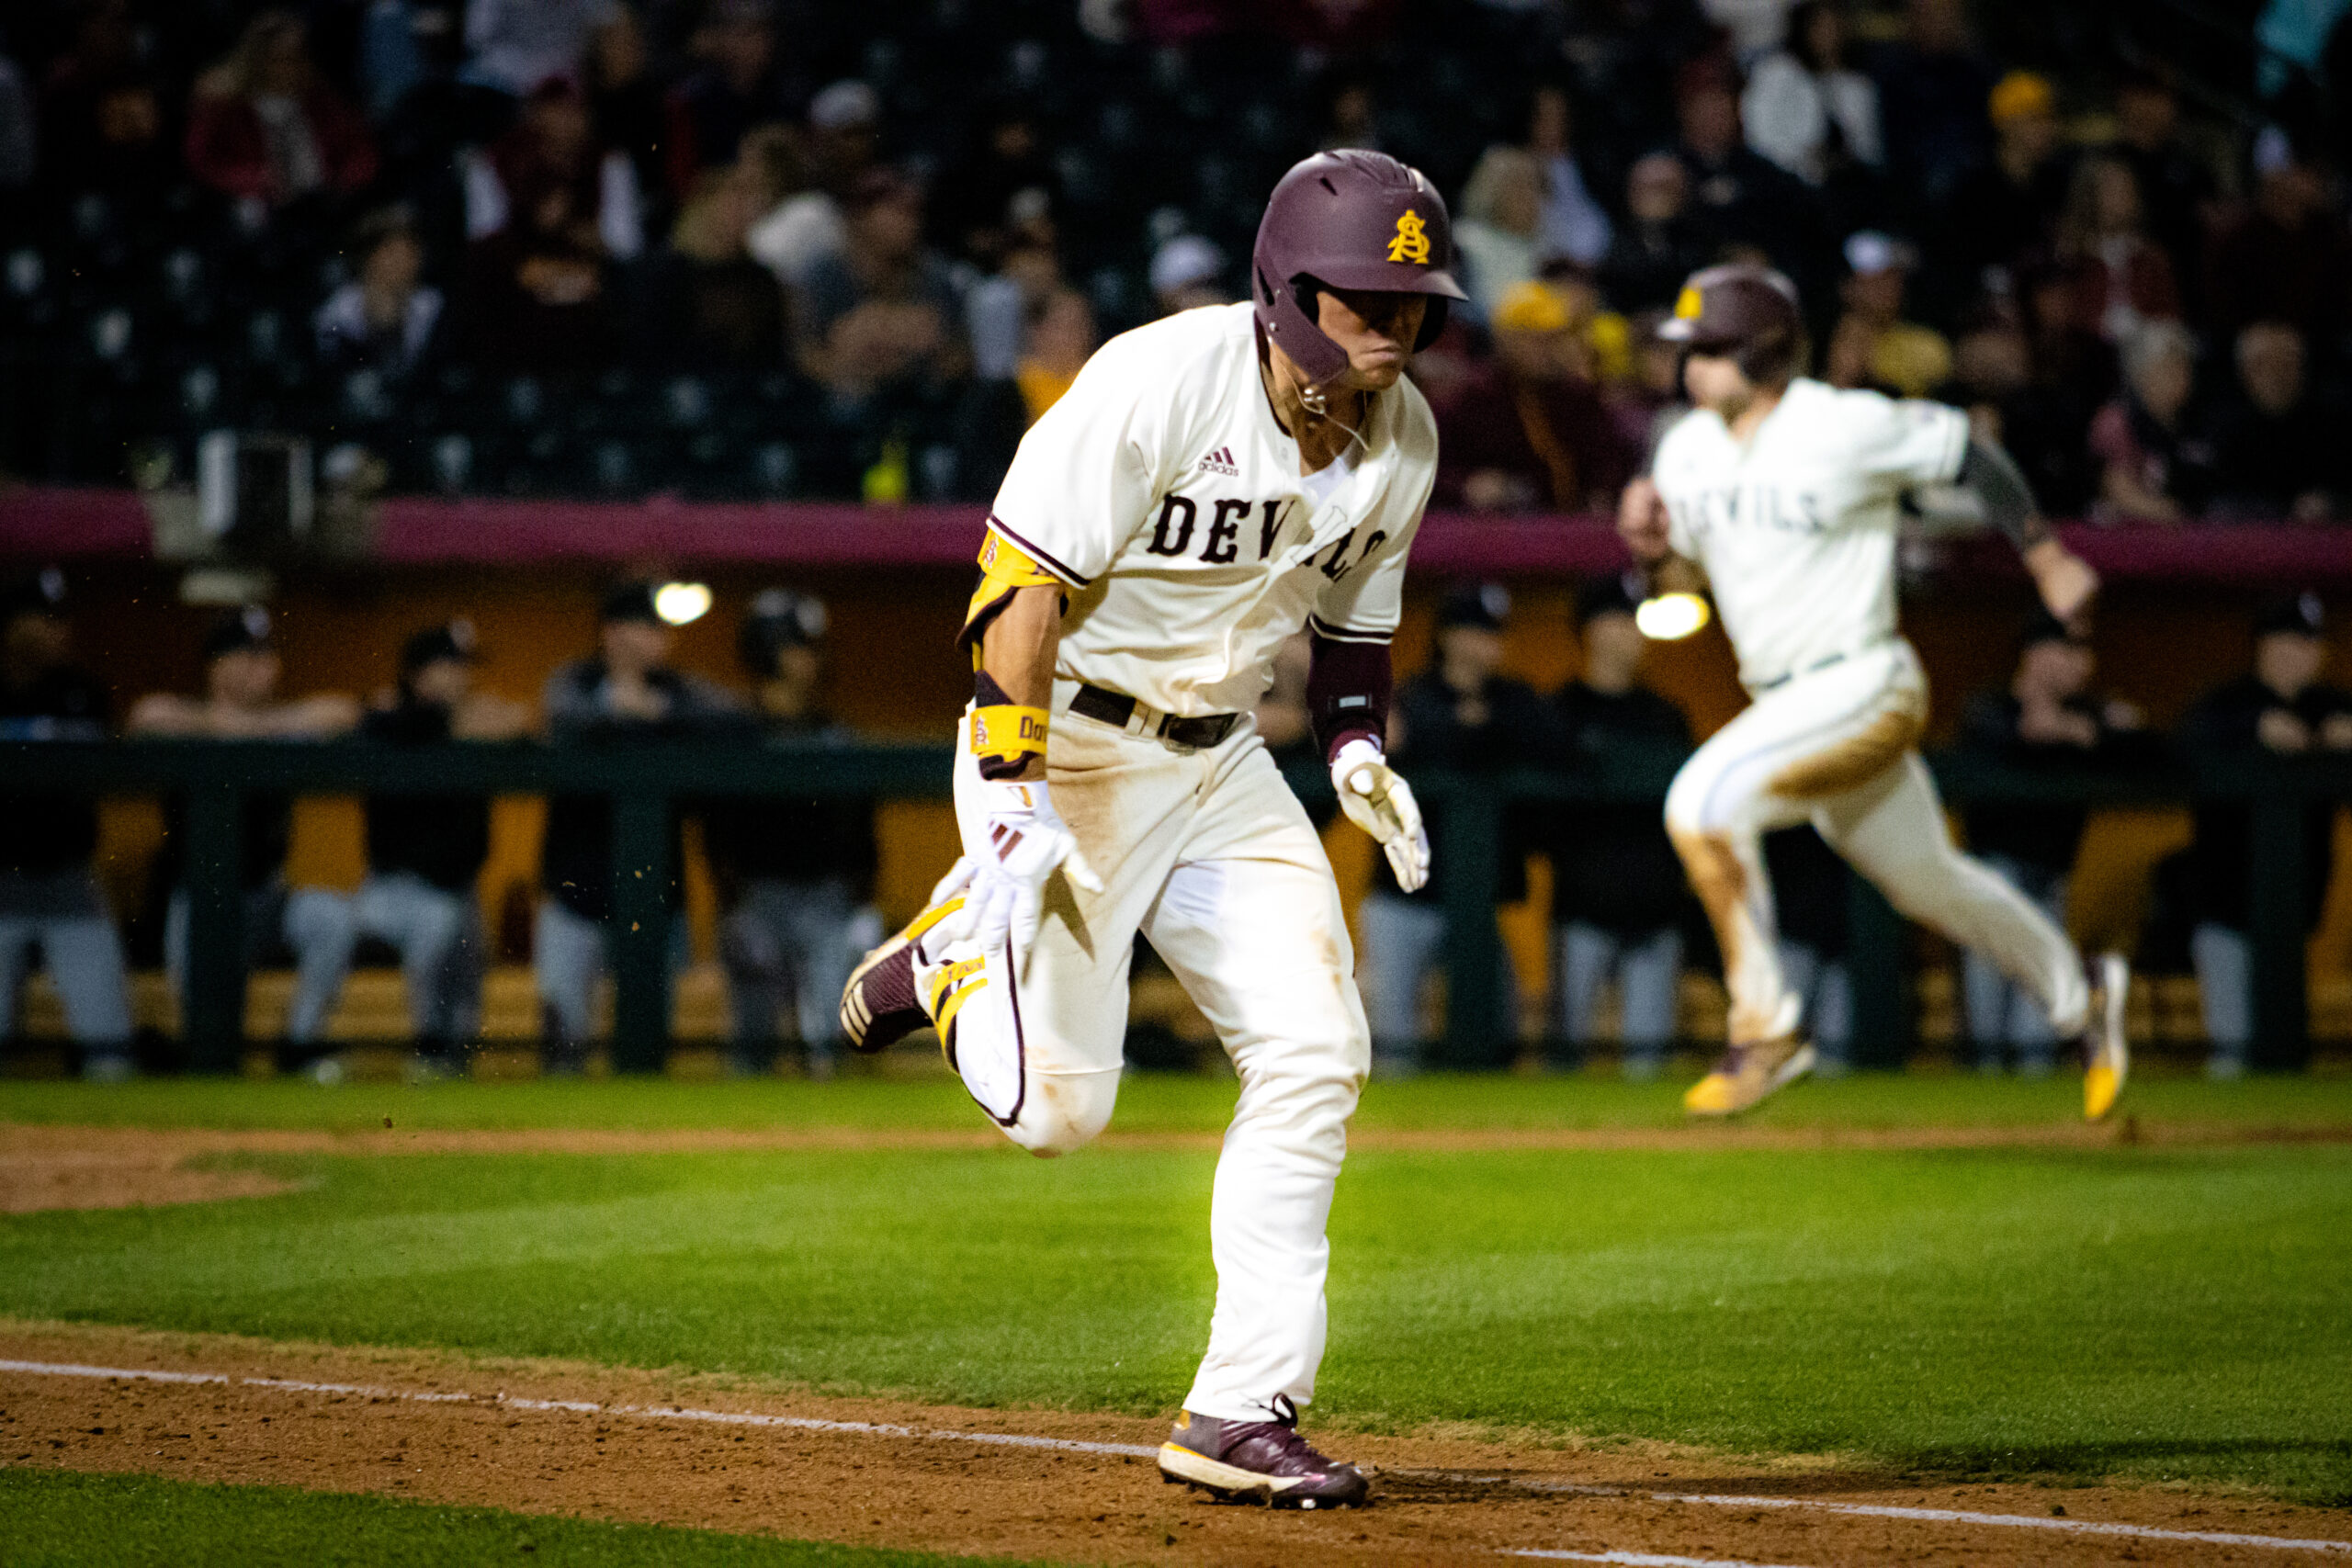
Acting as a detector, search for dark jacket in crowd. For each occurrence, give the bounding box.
[2173,674,2352,931]
[1379,670,1554,903]
[540,658,742,920]
[0,660,109,877]
[362,700,492,893]
[1544,680,1690,935]
[2195,389,2352,520]
[700,710,878,894]
[1956,691,2163,877]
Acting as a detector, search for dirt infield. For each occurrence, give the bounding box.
[6,1116,2349,1214]
[0,1320,2342,1566]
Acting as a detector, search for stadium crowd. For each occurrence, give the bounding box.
[3,0,2352,517]
[4,565,2348,1081]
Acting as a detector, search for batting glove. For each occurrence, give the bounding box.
[1332,738,1430,893]
[938,779,1103,964]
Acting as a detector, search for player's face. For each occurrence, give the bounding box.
[1316,288,1428,391]
[1680,351,1755,413]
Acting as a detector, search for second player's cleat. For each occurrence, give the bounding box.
[1683,1036,1816,1118]
[2082,951,2131,1122]
[1158,1407,1370,1509]
[839,897,966,1053]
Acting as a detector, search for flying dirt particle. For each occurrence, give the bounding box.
[383,1118,393,1129]
[2052,1505,2068,1516]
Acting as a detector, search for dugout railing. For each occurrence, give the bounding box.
[3,740,2346,1073]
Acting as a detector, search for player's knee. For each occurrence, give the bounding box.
[1662,765,1721,838]
[1007,1070,1119,1157]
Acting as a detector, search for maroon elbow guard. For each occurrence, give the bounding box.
[1306,626,1392,762]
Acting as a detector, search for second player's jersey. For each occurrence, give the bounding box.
[984,301,1438,717]
[1652,377,1968,690]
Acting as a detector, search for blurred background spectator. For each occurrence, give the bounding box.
[2197,321,2347,522]
[1545,577,1692,1077]
[1435,278,1638,512]
[0,570,134,1079]
[1743,2,1881,191]
[186,11,378,217]
[1826,231,1950,397]
[1954,615,2151,1073]
[2087,322,2205,523]
[704,590,878,1079]
[315,207,445,378]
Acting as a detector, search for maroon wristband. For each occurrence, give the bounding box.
[1306,628,1392,762]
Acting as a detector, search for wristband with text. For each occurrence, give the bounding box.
[970,703,1050,769]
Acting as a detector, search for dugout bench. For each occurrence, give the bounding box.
[3,740,2346,1073]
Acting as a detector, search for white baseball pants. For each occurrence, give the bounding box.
[933,687,1370,1426]
[1663,640,2087,1048]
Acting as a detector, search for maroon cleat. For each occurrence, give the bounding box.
[1158,1405,1370,1509]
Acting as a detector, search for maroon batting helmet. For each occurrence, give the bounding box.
[1657,263,1806,383]
[1252,151,1467,388]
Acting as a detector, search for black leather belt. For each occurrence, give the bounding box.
[1070,683,1241,749]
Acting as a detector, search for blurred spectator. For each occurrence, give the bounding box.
[1455,146,1545,321]
[1357,585,1550,1073]
[1149,234,1227,315]
[584,4,669,228]
[283,621,526,1079]
[1871,0,1996,209]
[1670,61,1822,285]
[703,591,879,1078]
[1743,1,1881,188]
[2166,592,2352,1077]
[2052,154,2180,346]
[2109,68,2215,308]
[463,0,598,98]
[1764,823,1852,1068]
[2205,143,2352,347]
[1938,70,2067,302]
[459,107,624,371]
[1317,76,1387,153]
[1825,231,1950,397]
[185,12,378,211]
[2196,321,2348,522]
[316,209,446,378]
[1524,84,1613,270]
[1701,0,1798,60]
[2087,321,2207,522]
[659,128,792,367]
[792,168,967,402]
[1546,576,1692,1077]
[1954,615,2150,1073]
[1435,279,1638,512]
[746,81,879,291]
[1016,287,1097,424]
[38,1,175,204]
[466,77,642,262]
[933,103,1061,271]
[1599,153,1709,313]
[126,608,360,1051]
[537,582,741,1072]
[664,0,799,198]
[0,570,133,1079]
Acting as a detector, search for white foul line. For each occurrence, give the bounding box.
[5,1359,2348,1557]
[1511,1553,1810,1568]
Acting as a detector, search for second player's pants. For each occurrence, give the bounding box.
[932,691,1370,1427]
[1662,640,2086,1049]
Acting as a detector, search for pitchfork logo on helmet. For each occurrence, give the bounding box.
[1387,210,1431,265]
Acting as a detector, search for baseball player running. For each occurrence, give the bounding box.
[838,151,1464,1508]
[1621,265,2131,1122]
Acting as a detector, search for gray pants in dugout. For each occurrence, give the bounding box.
[1554,922,1682,1073]
[2191,921,2252,1075]
[282,874,484,1045]
[164,882,288,1032]
[534,898,688,1053]
[0,871,134,1050]
[1962,853,2068,1073]
[1357,890,1518,1067]
[719,875,881,1069]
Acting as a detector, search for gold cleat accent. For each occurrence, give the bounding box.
[839,895,966,1053]
[2084,952,2131,1122]
[1684,1036,1816,1118]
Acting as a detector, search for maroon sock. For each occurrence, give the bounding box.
[862,942,921,1020]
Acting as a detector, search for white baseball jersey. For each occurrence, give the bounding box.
[985,301,1438,717]
[1651,377,1968,690]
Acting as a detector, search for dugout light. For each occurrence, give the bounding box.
[654,581,712,626]
[1634,592,1710,641]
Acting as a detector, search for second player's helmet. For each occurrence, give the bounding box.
[1252,150,1467,389]
[1657,264,1806,383]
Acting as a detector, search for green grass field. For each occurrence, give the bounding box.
[2,1071,2348,1512]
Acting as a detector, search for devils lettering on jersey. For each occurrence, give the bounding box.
[1204,499,1250,564]
[1257,500,1285,558]
[1147,494,1196,556]
[1145,494,1384,574]
[1668,482,1830,539]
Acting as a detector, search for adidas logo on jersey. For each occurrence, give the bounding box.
[1196,446,1239,477]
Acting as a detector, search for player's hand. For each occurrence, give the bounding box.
[1617,476,1672,565]
[941,779,1102,963]
[2024,538,2099,628]
[1332,739,1430,893]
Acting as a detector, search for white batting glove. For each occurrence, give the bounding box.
[1332,738,1430,893]
[937,779,1103,963]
